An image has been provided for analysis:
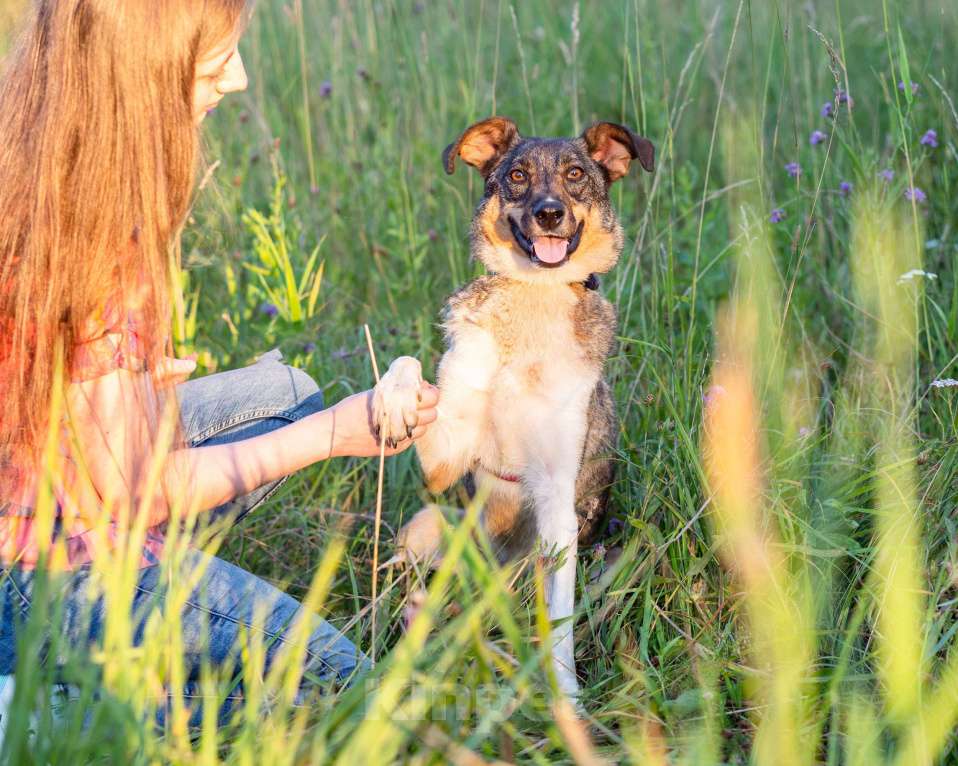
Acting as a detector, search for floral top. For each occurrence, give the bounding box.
[0,290,167,570]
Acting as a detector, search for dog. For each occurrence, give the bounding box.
[372,116,654,700]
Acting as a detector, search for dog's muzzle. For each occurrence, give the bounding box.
[508,218,584,269]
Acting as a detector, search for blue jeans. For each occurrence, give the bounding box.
[0,350,367,724]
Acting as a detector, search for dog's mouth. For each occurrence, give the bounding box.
[508,218,584,268]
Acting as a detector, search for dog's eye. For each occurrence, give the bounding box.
[566,166,584,181]
[508,168,527,184]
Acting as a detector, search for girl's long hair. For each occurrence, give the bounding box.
[0,1,250,482]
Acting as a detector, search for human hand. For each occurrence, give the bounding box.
[155,354,198,387]
[329,380,439,458]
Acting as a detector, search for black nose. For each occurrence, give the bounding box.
[532,199,565,230]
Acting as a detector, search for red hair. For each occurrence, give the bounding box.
[0,0,251,481]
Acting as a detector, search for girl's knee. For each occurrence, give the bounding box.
[254,351,323,415]
[178,351,324,442]
[302,619,368,684]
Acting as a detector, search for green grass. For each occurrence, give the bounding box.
[5,0,958,762]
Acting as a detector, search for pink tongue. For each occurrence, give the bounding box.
[532,236,569,264]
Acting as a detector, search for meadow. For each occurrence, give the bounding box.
[2,0,958,763]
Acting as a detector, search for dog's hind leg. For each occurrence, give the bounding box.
[574,379,617,543]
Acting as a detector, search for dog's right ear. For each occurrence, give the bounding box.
[442,117,519,177]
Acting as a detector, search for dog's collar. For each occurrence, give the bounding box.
[489,272,598,290]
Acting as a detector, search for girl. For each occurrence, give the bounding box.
[0,0,438,723]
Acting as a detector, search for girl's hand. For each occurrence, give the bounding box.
[155,354,198,387]
[329,381,439,458]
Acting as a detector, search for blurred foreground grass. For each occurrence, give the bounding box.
[2,0,958,763]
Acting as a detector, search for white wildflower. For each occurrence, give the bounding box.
[897,269,938,285]
[930,379,958,389]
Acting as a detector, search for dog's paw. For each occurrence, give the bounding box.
[372,356,423,448]
[383,505,445,568]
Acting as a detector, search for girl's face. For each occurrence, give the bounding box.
[192,30,248,125]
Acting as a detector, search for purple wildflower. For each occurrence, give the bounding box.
[904,187,927,203]
[821,101,834,119]
[769,208,786,223]
[319,80,333,98]
[839,181,852,196]
[810,130,828,146]
[898,80,919,95]
[785,162,801,178]
[835,88,853,107]
[703,385,727,408]
[920,129,938,148]
[302,341,317,353]
[259,302,279,318]
[878,168,895,183]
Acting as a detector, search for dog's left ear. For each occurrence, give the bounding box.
[581,122,655,182]
[443,116,520,177]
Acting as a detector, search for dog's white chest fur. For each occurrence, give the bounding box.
[467,284,600,477]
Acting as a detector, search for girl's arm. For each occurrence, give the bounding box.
[163,387,437,516]
[67,367,438,526]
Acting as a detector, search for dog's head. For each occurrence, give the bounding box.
[443,117,654,284]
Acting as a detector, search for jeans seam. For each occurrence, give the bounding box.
[3,575,31,613]
[0,568,32,613]
[189,407,299,446]
[253,474,290,509]
[212,473,291,526]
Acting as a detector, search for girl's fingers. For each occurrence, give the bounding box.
[418,382,440,408]
[154,356,198,386]
[416,406,438,426]
[380,382,437,455]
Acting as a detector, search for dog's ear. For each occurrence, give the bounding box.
[442,117,520,177]
[581,122,654,182]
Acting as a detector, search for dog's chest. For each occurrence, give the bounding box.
[478,283,603,411]
[441,277,613,473]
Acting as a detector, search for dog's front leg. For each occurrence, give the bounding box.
[416,325,497,493]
